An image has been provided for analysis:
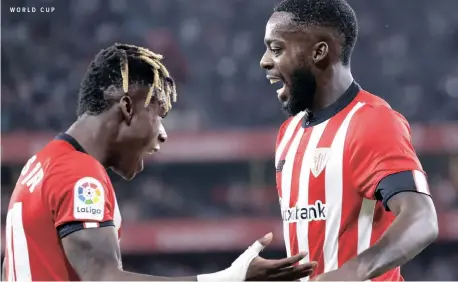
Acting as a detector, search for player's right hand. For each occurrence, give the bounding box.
[234,232,317,281]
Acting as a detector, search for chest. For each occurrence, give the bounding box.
[278,123,348,197]
[275,107,365,221]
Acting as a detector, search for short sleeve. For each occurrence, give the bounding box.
[347,106,424,200]
[45,153,115,238]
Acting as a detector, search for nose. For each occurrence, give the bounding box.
[158,123,167,143]
[260,51,273,70]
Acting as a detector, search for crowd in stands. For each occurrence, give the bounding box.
[2,0,458,132]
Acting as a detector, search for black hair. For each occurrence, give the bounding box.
[274,0,358,66]
[77,43,176,116]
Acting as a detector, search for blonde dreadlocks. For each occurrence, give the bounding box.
[77,43,177,117]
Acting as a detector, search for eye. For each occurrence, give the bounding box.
[270,47,282,56]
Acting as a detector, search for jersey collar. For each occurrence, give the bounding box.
[54,133,87,154]
[303,81,361,128]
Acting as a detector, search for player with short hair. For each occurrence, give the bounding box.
[3,43,317,281]
[260,0,439,280]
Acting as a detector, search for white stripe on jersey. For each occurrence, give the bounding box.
[11,203,32,281]
[297,120,329,282]
[83,222,99,228]
[413,170,430,195]
[322,102,366,272]
[357,198,377,255]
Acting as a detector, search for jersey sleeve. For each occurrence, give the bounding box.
[348,106,430,210]
[45,153,115,238]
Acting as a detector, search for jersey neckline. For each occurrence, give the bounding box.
[302,81,361,128]
[54,133,87,154]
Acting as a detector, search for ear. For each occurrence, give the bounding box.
[119,95,134,125]
[312,41,328,63]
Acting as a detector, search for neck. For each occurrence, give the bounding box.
[313,64,354,111]
[66,114,116,166]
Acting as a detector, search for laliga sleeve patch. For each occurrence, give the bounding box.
[73,177,105,221]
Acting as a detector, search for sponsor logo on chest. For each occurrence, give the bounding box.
[281,200,327,222]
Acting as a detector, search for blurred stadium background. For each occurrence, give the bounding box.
[1,0,458,280]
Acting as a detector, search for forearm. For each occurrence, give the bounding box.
[342,211,437,280]
[100,269,197,281]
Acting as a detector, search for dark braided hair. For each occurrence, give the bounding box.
[274,0,358,66]
[77,43,176,117]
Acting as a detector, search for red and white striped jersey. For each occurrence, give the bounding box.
[275,82,427,281]
[3,133,122,281]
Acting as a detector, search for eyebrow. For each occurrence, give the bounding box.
[264,38,284,46]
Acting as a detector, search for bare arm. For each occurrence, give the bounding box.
[62,227,315,281]
[62,226,196,281]
[341,192,438,280]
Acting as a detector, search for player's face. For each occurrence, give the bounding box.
[112,87,168,180]
[260,12,319,116]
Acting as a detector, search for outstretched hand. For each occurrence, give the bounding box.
[244,233,317,281]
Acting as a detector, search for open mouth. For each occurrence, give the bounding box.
[268,77,285,95]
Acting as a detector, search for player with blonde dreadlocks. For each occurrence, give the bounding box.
[78,43,176,117]
[2,42,316,281]
[72,42,177,181]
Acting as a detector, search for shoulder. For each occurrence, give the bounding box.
[349,90,411,142]
[45,151,111,197]
[346,102,413,158]
[49,150,106,176]
[352,104,410,137]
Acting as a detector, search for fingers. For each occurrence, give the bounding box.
[249,232,273,254]
[235,233,274,268]
[270,262,317,281]
[256,232,273,248]
[271,252,308,269]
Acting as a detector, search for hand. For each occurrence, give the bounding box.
[244,233,317,281]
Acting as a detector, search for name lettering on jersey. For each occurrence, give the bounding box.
[20,155,44,193]
[281,200,327,222]
[73,177,105,221]
[310,148,331,177]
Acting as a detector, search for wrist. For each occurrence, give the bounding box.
[197,239,262,281]
[197,268,235,281]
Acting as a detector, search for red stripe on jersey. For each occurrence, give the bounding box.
[306,111,349,277]
[288,129,312,264]
[276,121,303,198]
